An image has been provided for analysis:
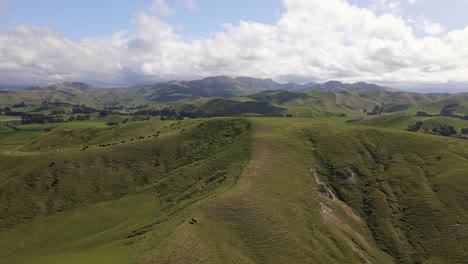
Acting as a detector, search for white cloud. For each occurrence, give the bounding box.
[184,0,198,11]
[150,0,176,17]
[420,20,445,35]
[370,0,401,13]
[406,0,417,4]
[408,16,445,35]
[0,0,467,88]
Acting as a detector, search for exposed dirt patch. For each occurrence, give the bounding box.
[310,166,336,200]
[313,165,376,261]
[317,201,373,259]
[347,240,372,264]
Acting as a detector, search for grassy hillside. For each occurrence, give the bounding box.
[356,114,468,136]
[1,117,466,263]
[137,119,467,263]
[173,97,286,117]
[142,118,393,263]
[304,120,468,263]
[0,118,253,263]
[1,80,467,121]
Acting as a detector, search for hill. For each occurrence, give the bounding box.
[309,81,393,92]
[0,77,395,107]
[0,117,466,263]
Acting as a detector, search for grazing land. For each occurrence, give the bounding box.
[0,79,467,263]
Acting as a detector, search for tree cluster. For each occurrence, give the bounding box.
[12,102,27,108]
[416,105,468,120]
[21,114,64,124]
[72,106,97,114]
[68,115,91,122]
[432,125,457,137]
[98,109,124,117]
[160,108,183,120]
[367,105,384,116]
[407,121,423,132]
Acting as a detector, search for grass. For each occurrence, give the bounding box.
[355,114,468,136]
[0,192,159,264]
[302,120,468,262]
[0,117,467,263]
[140,118,393,263]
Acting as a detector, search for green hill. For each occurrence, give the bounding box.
[0,117,467,263]
[1,77,467,263]
[1,78,467,120]
[356,114,468,137]
[172,97,286,117]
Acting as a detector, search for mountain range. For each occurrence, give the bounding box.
[5,76,392,97]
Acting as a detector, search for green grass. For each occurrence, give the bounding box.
[0,117,467,263]
[140,118,393,263]
[302,120,468,262]
[0,192,159,264]
[356,114,468,135]
[0,117,254,264]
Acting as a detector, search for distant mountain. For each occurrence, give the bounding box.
[235,77,285,91]
[302,82,319,89]
[236,77,309,91]
[0,77,403,107]
[26,82,96,92]
[129,76,310,102]
[309,80,393,92]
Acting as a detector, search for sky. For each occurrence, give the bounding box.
[0,0,467,92]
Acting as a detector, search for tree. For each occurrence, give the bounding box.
[416,111,432,117]
[407,122,423,132]
[440,108,452,117]
[13,102,27,108]
[461,128,468,135]
[76,115,87,121]
[106,122,119,126]
[437,125,457,137]
[440,103,459,117]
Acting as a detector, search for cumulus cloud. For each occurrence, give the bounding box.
[150,0,176,17]
[420,19,445,35]
[0,0,467,88]
[369,0,401,13]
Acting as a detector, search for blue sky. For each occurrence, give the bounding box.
[0,0,468,92]
[3,0,467,40]
[2,0,283,40]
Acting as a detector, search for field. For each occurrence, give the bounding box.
[0,116,467,263]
